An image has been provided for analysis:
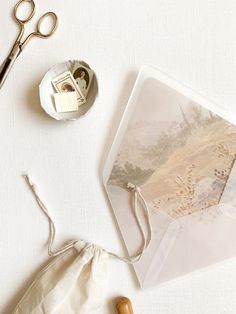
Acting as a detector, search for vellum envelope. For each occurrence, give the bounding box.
[103,66,236,288]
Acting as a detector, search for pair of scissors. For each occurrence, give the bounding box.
[0,0,58,89]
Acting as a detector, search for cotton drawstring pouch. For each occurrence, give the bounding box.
[13,176,152,314]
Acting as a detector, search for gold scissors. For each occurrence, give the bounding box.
[0,0,58,89]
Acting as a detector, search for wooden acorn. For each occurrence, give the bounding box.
[116,297,134,314]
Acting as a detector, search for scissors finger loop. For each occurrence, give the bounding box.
[14,0,35,24]
[37,12,58,38]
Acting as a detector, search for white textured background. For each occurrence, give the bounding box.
[1,0,236,313]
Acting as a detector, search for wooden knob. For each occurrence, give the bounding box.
[116,297,134,314]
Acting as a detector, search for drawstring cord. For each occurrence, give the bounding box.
[23,174,77,257]
[23,174,152,264]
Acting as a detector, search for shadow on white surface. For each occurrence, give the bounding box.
[105,297,117,314]
[25,76,54,122]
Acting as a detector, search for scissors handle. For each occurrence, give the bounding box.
[0,0,58,89]
[14,0,36,23]
[0,43,21,89]
[21,12,58,48]
[14,0,58,47]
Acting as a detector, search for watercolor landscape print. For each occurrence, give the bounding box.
[108,78,236,219]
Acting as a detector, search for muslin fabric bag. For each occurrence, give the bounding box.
[13,176,152,314]
[14,240,109,314]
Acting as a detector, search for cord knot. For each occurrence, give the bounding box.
[127,182,140,193]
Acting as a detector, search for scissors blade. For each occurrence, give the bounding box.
[0,43,22,89]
